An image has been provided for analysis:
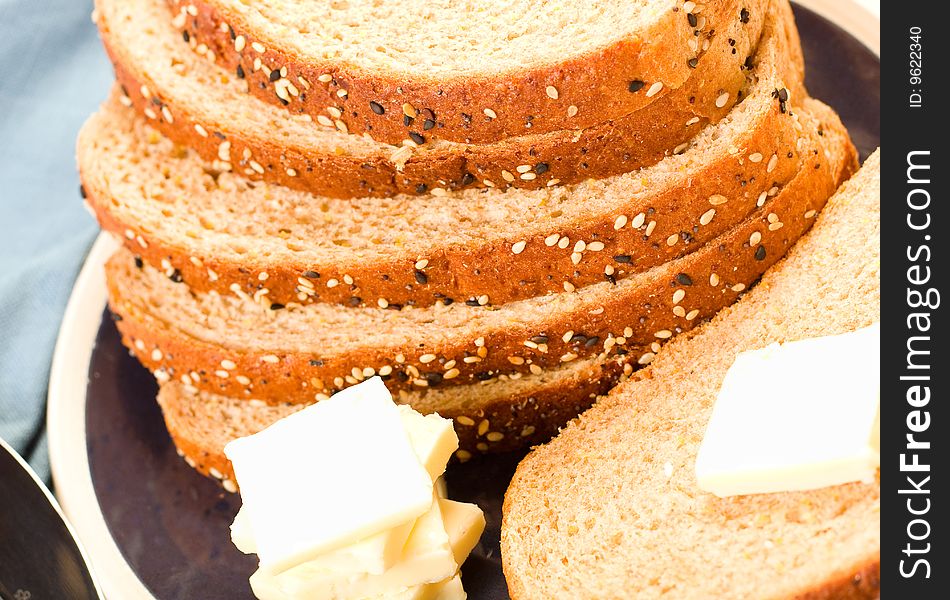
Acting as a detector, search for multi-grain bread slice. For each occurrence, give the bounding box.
[167,0,766,145]
[94,0,783,198]
[501,151,881,600]
[156,352,636,489]
[82,23,809,311]
[105,103,854,405]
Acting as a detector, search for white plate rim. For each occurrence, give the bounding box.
[46,3,879,599]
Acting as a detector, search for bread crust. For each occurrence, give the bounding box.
[84,82,804,310]
[95,0,776,198]
[105,113,854,404]
[157,354,632,485]
[169,0,762,145]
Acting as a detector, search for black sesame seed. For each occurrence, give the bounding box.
[425,372,443,385]
[409,132,425,144]
[169,269,183,283]
[606,274,617,285]
[270,303,285,310]
[744,56,755,70]
[534,162,550,175]
[79,184,87,199]
[676,273,694,286]
[585,336,601,348]
[415,183,428,194]
[228,25,236,40]
[369,101,385,115]
[740,8,751,23]
[403,115,414,127]
[347,296,362,307]
[461,172,475,186]
[628,80,646,93]
[414,270,428,284]
[687,12,698,27]
[309,359,324,367]
[570,334,587,344]
[236,64,245,79]
[530,335,549,345]
[465,299,480,306]
[442,298,454,306]
[269,70,281,82]
[395,371,409,382]
[754,245,767,261]
[303,270,320,279]
[110,312,123,322]
[182,30,190,43]
[614,255,633,264]
[423,119,435,130]
[213,131,226,140]
[475,372,493,381]
[687,57,699,69]
[134,256,144,269]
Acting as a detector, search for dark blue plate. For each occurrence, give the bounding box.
[79,5,879,599]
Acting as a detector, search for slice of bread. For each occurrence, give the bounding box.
[168,0,767,144]
[157,352,634,487]
[82,17,811,311]
[94,0,783,198]
[104,101,854,406]
[501,151,881,600]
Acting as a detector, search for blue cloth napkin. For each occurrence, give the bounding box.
[0,0,113,481]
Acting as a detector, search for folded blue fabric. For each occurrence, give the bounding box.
[0,0,113,481]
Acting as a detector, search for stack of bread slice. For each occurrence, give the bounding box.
[80,0,858,486]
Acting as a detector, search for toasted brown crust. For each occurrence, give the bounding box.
[169,0,764,145]
[157,354,632,486]
[85,85,805,311]
[95,0,781,199]
[106,118,854,404]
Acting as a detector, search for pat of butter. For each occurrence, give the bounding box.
[696,323,880,497]
[250,495,484,600]
[225,377,434,575]
[253,492,457,600]
[230,406,458,575]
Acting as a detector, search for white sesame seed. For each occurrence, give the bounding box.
[666,233,679,246]
[757,191,769,207]
[483,108,497,119]
[220,359,237,370]
[673,305,687,317]
[655,330,673,339]
[487,432,505,442]
[545,86,559,100]
[317,73,333,83]
[151,349,163,361]
[478,294,489,306]
[716,92,730,108]
[638,352,656,365]
[327,106,342,119]
[234,35,246,52]
[709,194,728,205]
[749,152,764,163]
[749,231,762,245]
[501,170,515,183]
[686,309,700,321]
[805,209,817,219]
[645,221,657,236]
[646,82,664,97]
[261,355,279,364]
[251,41,266,53]
[512,240,527,254]
[686,116,701,126]
[673,289,686,304]
[544,233,560,246]
[378,298,389,309]
[520,172,537,180]
[614,215,628,230]
[563,281,576,293]
[419,353,437,364]
[732,283,746,292]
[223,479,238,493]
[710,273,721,286]
[557,236,570,249]
[567,105,578,117]
[571,252,582,265]
[236,375,251,386]
[631,213,646,229]
[215,370,230,379]
[767,153,779,173]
